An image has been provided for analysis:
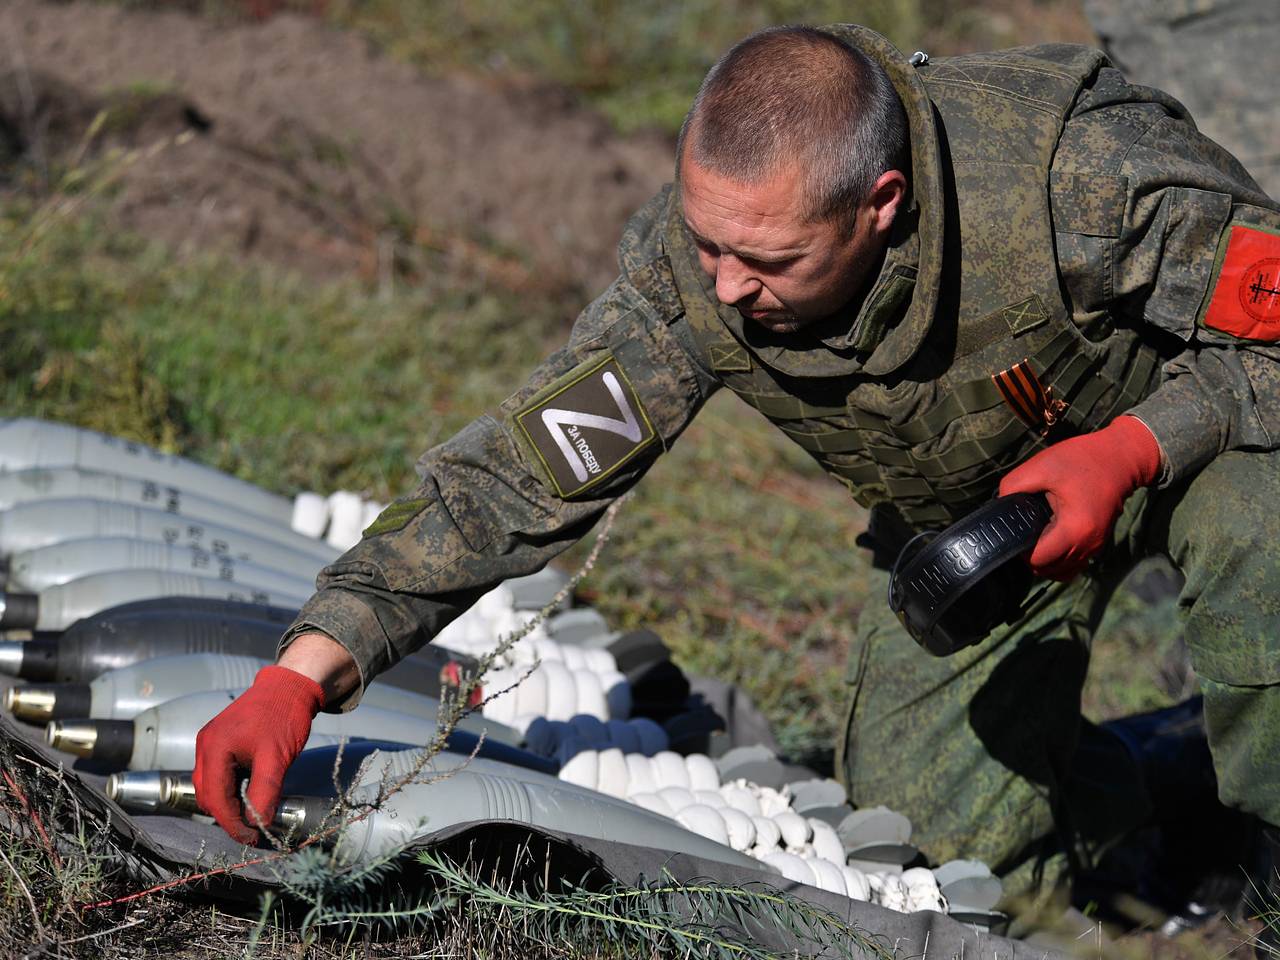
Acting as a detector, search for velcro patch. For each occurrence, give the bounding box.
[1001,294,1049,336]
[515,354,657,498]
[709,340,751,373]
[363,498,432,538]
[1202,223,1280,341]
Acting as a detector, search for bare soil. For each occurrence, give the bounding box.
[0,0,674,298]
[0,0,1102,298]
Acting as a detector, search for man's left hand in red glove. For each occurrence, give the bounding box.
[998,415,1163,581]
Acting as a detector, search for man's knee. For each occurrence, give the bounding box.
[1168,449,1280,564]
[838,585,1085,872]
[1201,679,1280,829]
[1163,450,1280,687]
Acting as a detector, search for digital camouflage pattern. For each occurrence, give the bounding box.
[281,27,1280,904]
[666,33,1165,531]
[842,445,1280,902]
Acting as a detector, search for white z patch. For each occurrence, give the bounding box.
[514,354,658,499]
[539,372,643,483]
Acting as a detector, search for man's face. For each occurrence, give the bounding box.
[680,156,893,334]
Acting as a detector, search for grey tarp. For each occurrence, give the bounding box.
[0,697,1066,960]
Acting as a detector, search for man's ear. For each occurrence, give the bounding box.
[865,169,908,237]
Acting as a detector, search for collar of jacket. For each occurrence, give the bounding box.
[820,24,945,378]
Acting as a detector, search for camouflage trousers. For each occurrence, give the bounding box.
[838,449,1280,905]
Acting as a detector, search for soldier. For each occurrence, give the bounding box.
[193,24,1280,930]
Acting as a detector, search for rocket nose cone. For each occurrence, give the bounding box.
[106,771,168,812]
[46,719,134,766]
[6,683,90,722]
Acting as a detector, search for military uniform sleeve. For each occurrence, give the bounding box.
[1050,66,1280,486]
[280,188,719,709]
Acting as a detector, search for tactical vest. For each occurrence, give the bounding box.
[655,27,1163,530]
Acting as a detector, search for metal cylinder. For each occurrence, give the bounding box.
[157,774,332,835]
[106,770,174,813]
[0,418,294,526]
[47,718,134,764]
[5,684,87,723]
[0,592,40,630]
[0,640,27,677]
[7,537,317,598]
[0,467,324,551]
[159,773,201,814]
[0,498,337,567]
[7,570,310,632]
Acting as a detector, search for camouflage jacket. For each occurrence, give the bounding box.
[283,27,1280,707]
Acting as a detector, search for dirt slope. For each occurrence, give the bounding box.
[0,0,674,295]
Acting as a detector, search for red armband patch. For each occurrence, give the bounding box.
[1202,224,1280,341]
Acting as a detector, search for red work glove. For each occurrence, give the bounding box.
[998,415,1161,581]
[193,665,324,845]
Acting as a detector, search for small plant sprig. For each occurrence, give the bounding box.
[413,848,897,960]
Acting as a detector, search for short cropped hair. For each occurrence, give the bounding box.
[677,26,908,234]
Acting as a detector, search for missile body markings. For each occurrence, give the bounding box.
[0,468,323,551]
[7,537,317,598]
[160,775,333,835]
[105,770,189,813]
[0,418,293,526]
[0,499,338,568]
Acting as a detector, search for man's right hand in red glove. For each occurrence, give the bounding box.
[193,632,359,844]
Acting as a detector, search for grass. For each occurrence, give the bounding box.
[321,0,1094,133]
[322,0,926,133]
